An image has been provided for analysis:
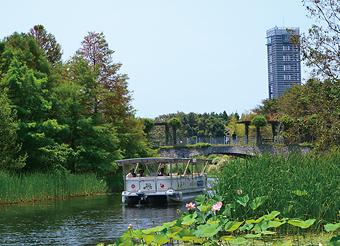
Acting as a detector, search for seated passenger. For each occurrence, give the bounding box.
[158,167,167,176]
[138,169,144,177]
[126,168,136,178]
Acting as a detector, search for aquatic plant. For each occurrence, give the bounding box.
[215,150,340,226]
[0,171,106,204]
[110,194,340,245]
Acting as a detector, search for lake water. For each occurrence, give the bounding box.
[0,194,187,246]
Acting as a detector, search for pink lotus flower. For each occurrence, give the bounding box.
[211,201,222,211]
[128,224,133,229]
[237,189,243,194]
[186,202,196,210]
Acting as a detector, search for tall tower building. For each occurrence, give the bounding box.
[266,26,301,99]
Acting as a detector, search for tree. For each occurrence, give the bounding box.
[252,116,267,144]
[0,92,26,171]
[252,98,279,119]
[0,33,68,171]
[143,118,154,135]
[168,118,182,145]
[295,0,340,79]
[78,31,153,159]
[28,25,63,65]
[278,78,340,148]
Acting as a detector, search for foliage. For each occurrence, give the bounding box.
[252,116,267,128]
[278,79,340,148]
[27,25,63,65]
[111,193,340,246]
[215,151,340,225]
[142,118,154,134]
[0,92,26,170]
[149,111,236,145]
[0,170,106,204]
[168,117,182,128]
[252,98,279,119]
[0,27,156,177]
[294,0,340,80]
[225,114,245,138]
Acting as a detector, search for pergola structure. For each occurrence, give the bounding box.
[237,120,281,144]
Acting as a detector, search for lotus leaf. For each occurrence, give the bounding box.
[232,237,247,245]
[249,196,268,210]
[246,215,265,224]
[142,225,165,234]
[225,221,243,232]
[236,194,249,207]
[153,233,169,245]
[195,194,206,206]
[181,211,197,226]
[325,223,340,232]
[244,233,261,238]
[221,236,236,241]
[287,218,304,227]
[166,226,183,238]
[173,229,195,241]
[140,234,154,245]
[264,211,280,221]
[300,219,315,229]
[239,223,254,231]
[195,223,220,238]
[162,220,176,228]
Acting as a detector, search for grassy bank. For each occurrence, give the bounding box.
[214,150,340,227]
[0,171,107,204]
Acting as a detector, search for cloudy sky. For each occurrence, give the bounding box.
[1,0,316,118]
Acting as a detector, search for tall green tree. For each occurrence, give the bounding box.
[0,92,26,171]
[28,25,63,66]
[77,31,155,159]
[0,33,66,171]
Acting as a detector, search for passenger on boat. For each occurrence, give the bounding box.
[158,168,167,176]
[138,170,144,177]
[126,168,136,178]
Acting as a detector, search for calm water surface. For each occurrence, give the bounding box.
[0,194,186,246]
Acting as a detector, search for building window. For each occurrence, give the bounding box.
[283,46,290,51]
[283,65,291,71]
[283,55,290,61]
[282,34,290,42]
[267,37,272,44]
[284,75,291,80]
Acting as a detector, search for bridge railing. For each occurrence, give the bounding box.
[151,136,265,146]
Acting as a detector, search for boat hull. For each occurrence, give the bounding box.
[122,174,207,206]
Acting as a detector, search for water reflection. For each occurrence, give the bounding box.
[0,194,186,246]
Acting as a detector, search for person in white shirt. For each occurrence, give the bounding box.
[126,168,136,178]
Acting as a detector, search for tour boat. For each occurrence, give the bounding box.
[116,157,211,206]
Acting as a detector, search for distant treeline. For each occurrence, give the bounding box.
[148,111,240,145]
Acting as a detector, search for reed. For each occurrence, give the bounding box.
[215,150,340,226]
[0,171,107,204]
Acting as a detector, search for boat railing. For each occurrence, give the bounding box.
[125,173,206,193]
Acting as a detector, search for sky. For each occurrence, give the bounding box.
[1,0,316,119]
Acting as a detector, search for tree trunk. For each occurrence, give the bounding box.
[256,127,261,144]
[173,128,177,145]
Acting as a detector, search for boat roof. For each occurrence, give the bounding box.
[115,157,211,166]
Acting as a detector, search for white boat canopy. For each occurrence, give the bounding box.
[115,157,211,166]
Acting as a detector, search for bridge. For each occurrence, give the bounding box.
[158,145,311,158]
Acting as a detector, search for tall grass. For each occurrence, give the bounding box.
[215,150,340,226]
[0,171,107,204]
